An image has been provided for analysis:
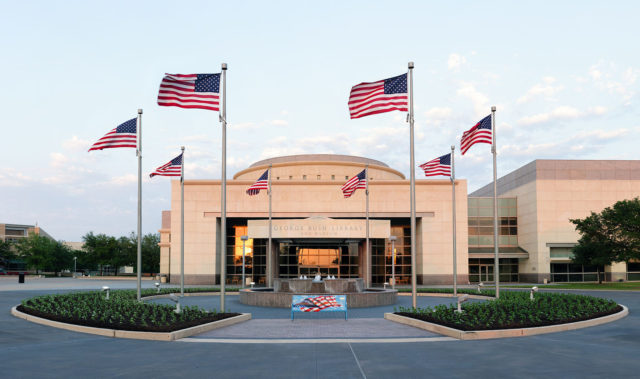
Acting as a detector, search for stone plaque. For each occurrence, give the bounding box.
[248,217,390,239]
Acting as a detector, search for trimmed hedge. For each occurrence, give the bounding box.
[396,291,620,331]
[19,290,239,332]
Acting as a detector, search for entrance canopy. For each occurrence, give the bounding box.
[247,217,390,239]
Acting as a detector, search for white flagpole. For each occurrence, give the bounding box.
[451,145,457,296]
[492,106,499,298]
[136,109,142,302]
[408,62,417,308]
[220,63,228,310]
[268,164,273,288]
[365,164,370,288]
[180,146,185,297]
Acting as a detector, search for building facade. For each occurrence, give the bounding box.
[159,154,469,286]
[159,156,640,286]
[471,160,640,283]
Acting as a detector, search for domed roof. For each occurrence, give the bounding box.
[234,154,404,180]
[249,154,389,168]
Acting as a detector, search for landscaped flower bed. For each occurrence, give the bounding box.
[18,290,240,332]
[396,291,621,331]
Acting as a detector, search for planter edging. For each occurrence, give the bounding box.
[384,304,628,340]
[11,306,250,341]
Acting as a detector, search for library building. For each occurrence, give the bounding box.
[158,155,640,286]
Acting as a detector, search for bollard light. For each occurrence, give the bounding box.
[455,294,469,313]
[101,286,110,300]
[169,294,182,314]
[155,282,161,293]
[477,282,484,293]
[250,281,255,289]
[530,286,538,301]
[384,282,389,289]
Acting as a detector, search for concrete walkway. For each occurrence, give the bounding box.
[3,277,640,378]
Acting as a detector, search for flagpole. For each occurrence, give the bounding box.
[136,109,142,302]
[220,63,228,310]
[180,146,185,297]
[408,62,417,308]
[365,164,370,288]
[451,145,457,296]
[492,106,499,298]
[268,163,273,288]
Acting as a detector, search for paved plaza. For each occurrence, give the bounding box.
[2,277,640,378]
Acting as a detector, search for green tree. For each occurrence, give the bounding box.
[82,232,120,275]
[15,234,72,275]
[49,243,74,275]
[141,233,160,274]
[0,239,16,268]
[570,198,640,283]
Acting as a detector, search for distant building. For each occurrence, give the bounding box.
[0,223,53,243]
[0,223,54,271]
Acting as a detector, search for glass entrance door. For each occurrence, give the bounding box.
[297,247,341,278]
[480,264,494,282]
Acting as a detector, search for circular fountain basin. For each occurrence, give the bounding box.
[239,278,397,308]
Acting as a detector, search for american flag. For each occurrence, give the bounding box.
[247,169,269,195]
[342,169,367,198]
[150,153,183,178]
[294,296,342,312]
[420,153,452,177]
[88,118,137,151]
[348,73,408,119]
[461,114,492,155]
[157,73,220,111]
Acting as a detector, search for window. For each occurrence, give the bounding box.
[345,176,349,180]
[317,175,321,180]
[331,175,335,180]
[467,197,518,247]
[276,176,280,180]
[289,176,293,180]
[303,175,307,180]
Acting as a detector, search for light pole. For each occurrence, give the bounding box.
[241,235,248,288]
[73,256,77,278]
[389,236,397,289]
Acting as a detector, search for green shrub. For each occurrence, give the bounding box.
[397,291,619,330]
[20,289,232,331]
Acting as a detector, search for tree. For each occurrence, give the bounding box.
[141,233,160,274]
[15,234,72,275]
[0,239,16,268]
[82,232,121,275]
[570,198,640,283]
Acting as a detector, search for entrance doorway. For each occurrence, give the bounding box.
[480,264,494,283]
[297,247,340,277]
[278,242,359,279]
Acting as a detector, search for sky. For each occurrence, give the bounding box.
[1,1,638,242]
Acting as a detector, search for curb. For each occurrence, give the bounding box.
[384,304,628,340]
[142,292,238,301]
[11,306,251,341]
[397,292,494,300]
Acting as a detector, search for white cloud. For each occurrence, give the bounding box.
[588,62,638,102]
[63,136,91,151]
[457,82,490,117]
[49,152,69,168]
[448,53,467,71]
[518,106,607,126]
[516,77,564,104]
[106,174,137,186]
[573,128,629,141]
[424,107,452,125]
[270,119,288,126]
